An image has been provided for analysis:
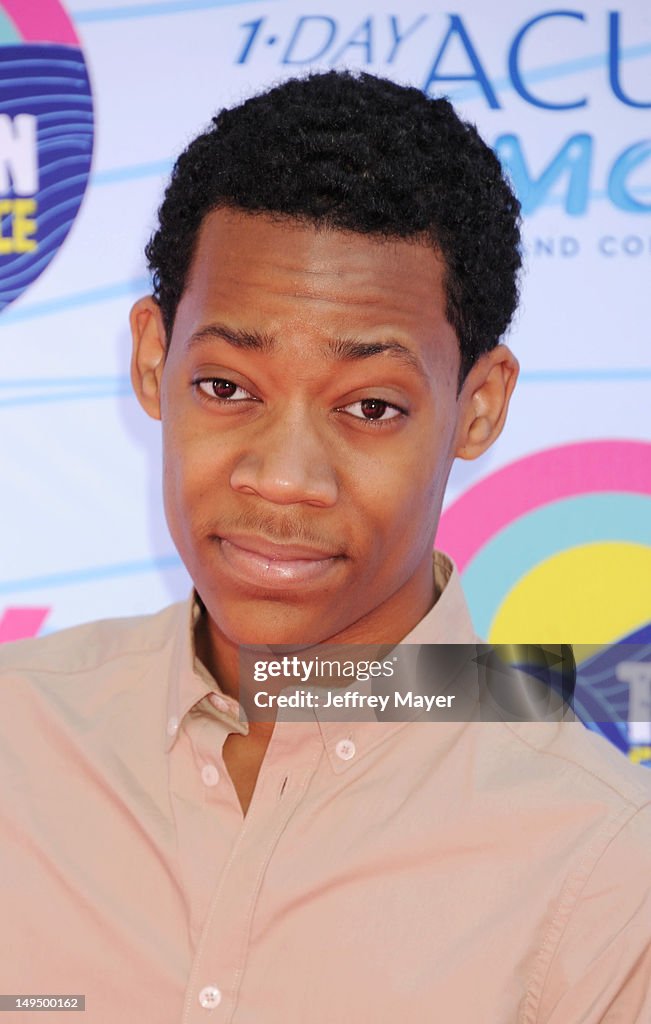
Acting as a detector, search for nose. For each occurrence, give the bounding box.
[229,406,339,507]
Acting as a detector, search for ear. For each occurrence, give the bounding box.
[454,344,519,460]
[129,296,167,421]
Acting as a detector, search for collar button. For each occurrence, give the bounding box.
[335,738,356,761]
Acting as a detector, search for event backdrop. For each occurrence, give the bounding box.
[1,0,650,764]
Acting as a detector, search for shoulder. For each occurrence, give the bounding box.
[0,601,185,681]
[0,602,189,766]
[498,718,651,812]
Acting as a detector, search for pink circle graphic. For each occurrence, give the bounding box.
[436,439,651,572]
[1,0,78,44]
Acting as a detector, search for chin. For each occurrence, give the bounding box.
[207,599,336,650]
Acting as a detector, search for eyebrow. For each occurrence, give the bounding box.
[327,336,425,378]
[187,322,428,381]
[187,323,276,353]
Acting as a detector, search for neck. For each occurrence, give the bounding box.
[194,556,441,713]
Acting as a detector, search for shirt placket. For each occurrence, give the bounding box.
[180,718,323,1024]
[169,712,245,953]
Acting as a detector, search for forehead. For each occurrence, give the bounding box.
[174,208,457,364]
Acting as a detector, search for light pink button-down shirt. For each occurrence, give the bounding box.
[1,552,650,1023]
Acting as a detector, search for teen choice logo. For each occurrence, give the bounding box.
[0,0,93,311]
[437,439,651,764]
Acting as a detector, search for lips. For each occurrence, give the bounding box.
[216,533,343,588]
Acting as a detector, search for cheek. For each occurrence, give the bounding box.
[352,449,441,543]
[366,438,450,550]
[161,441,187,548]
[161,422,214,532]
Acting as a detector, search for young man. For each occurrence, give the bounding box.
[1,71,650,1023]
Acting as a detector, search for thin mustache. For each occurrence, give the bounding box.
[211,510,345,554]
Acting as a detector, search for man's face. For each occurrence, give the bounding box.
[133,209,508,647]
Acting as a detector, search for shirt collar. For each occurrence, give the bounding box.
[165,550,479,764]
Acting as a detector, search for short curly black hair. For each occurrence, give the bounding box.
[146,70,521,392]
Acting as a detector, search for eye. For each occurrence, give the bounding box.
[195,378,254,402]
[341,398,404,423]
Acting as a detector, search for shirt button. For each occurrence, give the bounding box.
[166,715,179,737]
[209,693,230,714]
[335,738,356,761]
[198,985,222,1009]
[201,764,220,786]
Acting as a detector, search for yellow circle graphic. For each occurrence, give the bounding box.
[489,542,651,646]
